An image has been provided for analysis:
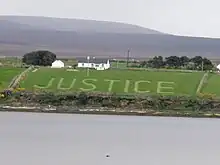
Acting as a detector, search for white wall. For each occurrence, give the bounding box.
[77,63,92,68]
[77,62,110,70]
[51,61,64,68]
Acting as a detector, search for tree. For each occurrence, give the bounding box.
[190,56,203,69]
[139,61,147,68]
[22,50,56,66]
[165,56,181,68]
[148,56,164,68]
[186,62,196,70]
[136,55,214,71]
[202,58,214,70]
[180,56,190,66]
[190,56,213,70]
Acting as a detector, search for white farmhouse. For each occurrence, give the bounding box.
[217,64,220,72]
[77,58,110,70]
[51,60,64,68]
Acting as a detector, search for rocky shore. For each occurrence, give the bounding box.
[1,105,220,118]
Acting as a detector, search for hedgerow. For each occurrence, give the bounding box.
[2,91,220,112]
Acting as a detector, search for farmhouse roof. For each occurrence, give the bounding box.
[53,60,63,63]
[76,57,109,63]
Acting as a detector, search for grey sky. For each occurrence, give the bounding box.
[1,0,220,38]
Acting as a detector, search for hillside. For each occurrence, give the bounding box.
[0,16,162,34]
[0,16,220,58]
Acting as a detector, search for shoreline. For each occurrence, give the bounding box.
[0,106,220,119]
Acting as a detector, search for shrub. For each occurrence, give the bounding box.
[3,91,220,113]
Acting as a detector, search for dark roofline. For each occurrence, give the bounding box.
[77,57,109,63]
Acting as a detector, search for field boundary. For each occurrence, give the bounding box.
[196,72,209,94]
[8,66,33,89]
[112,67,204,73]
[8,75,18,88]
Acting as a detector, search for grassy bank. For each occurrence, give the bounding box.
[1,91,220,118]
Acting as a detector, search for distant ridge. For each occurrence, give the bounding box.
[0,15,163,34]
[0,15,220,58]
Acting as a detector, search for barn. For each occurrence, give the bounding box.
[51,60,64,68]
[77,57,110,70]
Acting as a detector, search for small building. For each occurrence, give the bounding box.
[51,60,64,68]
[216,64,220,72]
[77,58,110,70]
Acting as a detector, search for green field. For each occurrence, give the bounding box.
[111,62,128,68]
[0,57,22,67]
[20,68,205,95]
[0,67,24,90]
[202,74,220,95]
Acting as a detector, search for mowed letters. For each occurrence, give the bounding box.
[34,78,175,94]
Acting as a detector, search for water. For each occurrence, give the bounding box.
[0,112,219,165]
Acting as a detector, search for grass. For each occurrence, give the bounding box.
[111,62,128,68]
[20,68,204,95]
[0,67,24,90]
[201,73,220,95]
[0,57,22,67]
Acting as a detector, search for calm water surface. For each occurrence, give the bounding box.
[0,112,219,165]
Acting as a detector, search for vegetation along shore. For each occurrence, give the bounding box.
[1,50,220,118]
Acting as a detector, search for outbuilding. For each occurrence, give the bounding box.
[217,64,220,72]
[51,60,64,68]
